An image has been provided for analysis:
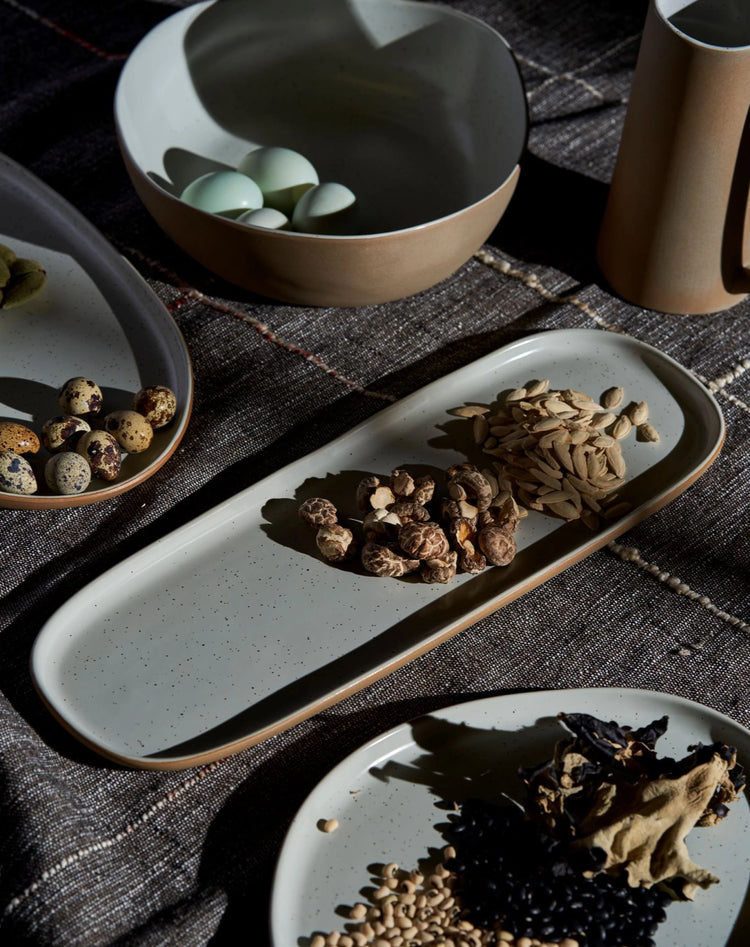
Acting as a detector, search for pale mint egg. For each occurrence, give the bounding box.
[292,182,358,236]
[180,171,263,218]
[236,207,291,231]
[237,147,318,215]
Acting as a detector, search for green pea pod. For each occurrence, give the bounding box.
[0,243,16,267]
[1,269,47,308]
[10,257,45,277]
[0,258,10,289]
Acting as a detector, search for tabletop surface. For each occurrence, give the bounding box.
[1,1,749,945]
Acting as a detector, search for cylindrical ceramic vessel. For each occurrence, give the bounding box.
[597,0,750,314]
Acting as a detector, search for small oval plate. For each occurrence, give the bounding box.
[0,152,192,509]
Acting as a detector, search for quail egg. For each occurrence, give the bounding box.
[181,171,263,218]
[0,450,37,495]
[0,421,40,455]
[44,452,92,495]
[58,377,103,416]
[76,430,122,481]
[104,410,154,453]
[237,146,318,215]
[236,207,291,231]
[132,386,177,429]
[41,415,91,453]
[292,182,358,235]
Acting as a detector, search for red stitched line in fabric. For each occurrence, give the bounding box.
[125,247,398,403]
[1,0,128,61]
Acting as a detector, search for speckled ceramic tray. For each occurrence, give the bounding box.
[31,329,724,768]
[271,688,750,947]
[0,152,192,508]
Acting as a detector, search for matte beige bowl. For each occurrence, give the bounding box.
[115,0,527,307]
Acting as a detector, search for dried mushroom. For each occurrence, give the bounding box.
[521,712,746,898]
[420,551,458,584]
[299,496,338,528]
[412,475,436,506]
[362,507,402,541]
[389,500,430,523]
[398,521,450,560]
[446,466,493,512]
[355,474,380,511]
[316,523,356,562]
[478,525,516,566]
[390,468,415,497]
[361,542,419,577]
[448,516,486,573]
[300,462,521,582]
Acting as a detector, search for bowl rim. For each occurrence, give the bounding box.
[115,0,530,241]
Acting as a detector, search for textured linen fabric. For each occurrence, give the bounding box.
[1,0,749,944]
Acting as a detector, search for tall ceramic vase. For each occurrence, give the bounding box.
[597,0,750,315]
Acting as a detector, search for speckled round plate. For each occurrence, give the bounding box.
[0,152,192,508]
[271,688,750,947]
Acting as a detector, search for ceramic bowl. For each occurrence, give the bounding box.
[115,0,527,307]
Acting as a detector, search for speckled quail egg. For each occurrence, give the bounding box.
[76,430,122,481]
[236,207,291,231]
[104,410,154,453]
[41,415,91,453]
[237,146,318,215]
[181,171,263,218]
[58,377,103,416]
[0,450,37,495]
[292,182,358,235]
[0,421,40,455]
[44,451,92,495]
[132,386,177,429]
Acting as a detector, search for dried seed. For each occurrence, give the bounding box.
[505,387,527,402]
[589,411,617,429]
[553,440,575,472]
[524,378,550,396]
[638,422,660,442]
[451,404,489,418]
[612,415,632,439]
[472,414,489,444]
[320,818,339,833]
[528,467,564,490]
[606,444,626,478]
[601,385,624,408]
[538,489,576,505]
[629,400,649,424]
[551,500,581,519]
[569,428,590,444]
[572,444,589,480]
[592,434,615,448]
[542,399,572,416]
[532,417,563,432]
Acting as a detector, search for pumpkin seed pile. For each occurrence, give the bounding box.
[0,242,46,309]
[456,380,659,530]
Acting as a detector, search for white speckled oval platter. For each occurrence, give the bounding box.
[31,329,723,768]
[270,688,750,947]
[0,152,192,508]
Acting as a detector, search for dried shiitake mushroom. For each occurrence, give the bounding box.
[478,525,516,566]
[316,524,356,562]
[361,542,419,577]
[448,516,486,574]
[299,497,338,528]
[420,551,458,584]
[398,521,450,560]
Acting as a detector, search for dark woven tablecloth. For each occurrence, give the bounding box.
[1,1,749,944]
